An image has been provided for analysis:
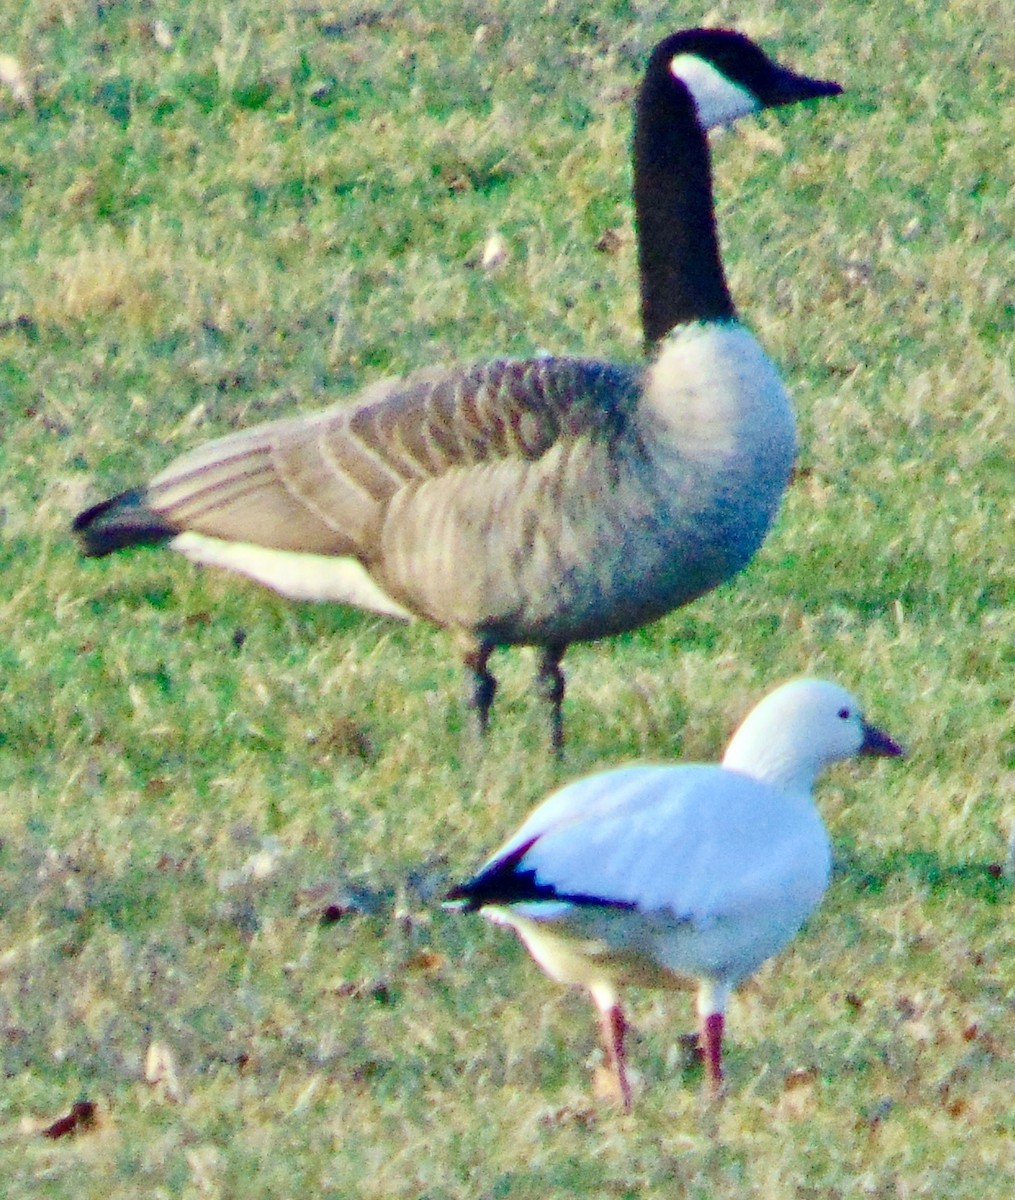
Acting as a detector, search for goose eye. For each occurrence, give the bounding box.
[837,707,851,720]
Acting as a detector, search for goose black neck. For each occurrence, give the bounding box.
[634,73,736,350]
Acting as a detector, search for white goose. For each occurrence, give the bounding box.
[73,31,842,753]
[446,679,902,1108]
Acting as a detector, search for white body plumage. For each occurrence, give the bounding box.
[448,678,902,1106]
[482,761,829,991]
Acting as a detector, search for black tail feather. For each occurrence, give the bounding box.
[443,837,637,913]
[443,839,543,911]
[72,488,178,557]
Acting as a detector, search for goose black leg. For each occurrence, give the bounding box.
[536,643,567,758]
[462,639,497,741]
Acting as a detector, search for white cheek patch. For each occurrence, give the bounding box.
[670,54,759,129]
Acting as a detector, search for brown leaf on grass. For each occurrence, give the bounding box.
[538,1104,598,1129]
[333,977,396,1004]
[41,1100,97,1140]
[155,851,191,873]
[938,1066,972,1118]
[403,950,446,974]
[594,227,627,255]
[894,995,918,1020]
[305,717,377,763]
[62,172,97,209]
[784,1065,820,1090]
[776,1066,820,1120]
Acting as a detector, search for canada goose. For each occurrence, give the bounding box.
[73,30,842,754]
[445,679,902,1108]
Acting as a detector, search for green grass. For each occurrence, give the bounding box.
[0,1,1012,1196]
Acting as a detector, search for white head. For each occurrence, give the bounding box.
[722,678,902,794]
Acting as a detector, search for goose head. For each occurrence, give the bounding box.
[634,30,842,345]
[721,678,903,795]
[651,28,843,132]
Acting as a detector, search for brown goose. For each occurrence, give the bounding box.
[73,30,842,754]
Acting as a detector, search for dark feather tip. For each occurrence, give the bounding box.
[445,837,636,912]
[72,488,176,557]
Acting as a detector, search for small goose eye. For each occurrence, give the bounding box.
[837,707,851,720]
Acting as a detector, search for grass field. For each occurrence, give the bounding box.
[0,1,1012,1196]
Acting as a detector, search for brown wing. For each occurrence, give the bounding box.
[144,357,643,557]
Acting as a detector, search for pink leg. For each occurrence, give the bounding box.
[700,1010,724,1096]
[598,1002,633,1111]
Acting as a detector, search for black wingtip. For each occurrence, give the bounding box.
[442,871,559,911]
[72,487,177,557]
[443,838,547,912]
[444,836,638,914]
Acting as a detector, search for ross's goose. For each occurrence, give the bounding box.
[445,679,902,1107]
